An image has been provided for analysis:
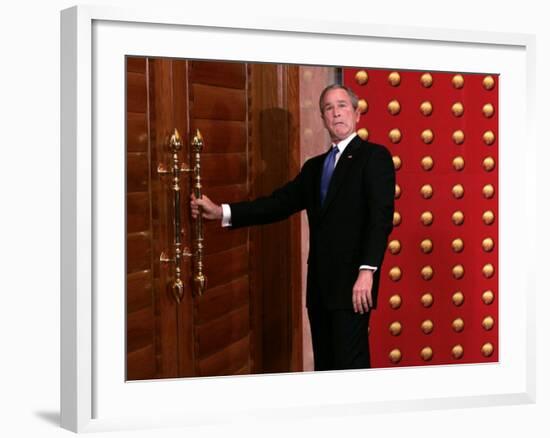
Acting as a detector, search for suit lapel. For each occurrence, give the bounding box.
[319,137,362,217]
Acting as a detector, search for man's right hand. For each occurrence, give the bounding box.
[190,193,223,220]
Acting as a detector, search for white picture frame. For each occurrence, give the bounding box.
[60,4,536,433]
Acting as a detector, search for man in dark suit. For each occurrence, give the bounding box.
[191,84,395,371]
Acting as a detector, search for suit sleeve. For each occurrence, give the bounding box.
[229,161,310,228]
[361,145,396,267]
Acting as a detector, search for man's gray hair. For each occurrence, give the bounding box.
[319,84,359,114]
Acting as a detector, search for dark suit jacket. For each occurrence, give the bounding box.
[230,136,395,310]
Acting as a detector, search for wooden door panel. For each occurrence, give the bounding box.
[196,304,250,358]
[206,184,248,204]
[203,225,247,255]
[149,58,190,378]
[126,57,157,381]
[127,345,156,380]
[191,84,247,121]
[127,113,148,152]
[127,307,155,352]
[200,153,247,187]
[192,119,246,153]
[190,60,246,89]
[127,72,147,113]
[188,61,253,376]
[126,193,149,233]
[126,57,299,379]
[127,57,146,73]
[126,270,152,313]
[245,63,304,373]
[195,277,250,324]
[126,233,152,273]
[203,246,249,289]
[197,335,250,377]
[234,363,251,375]
[126,152,149,193]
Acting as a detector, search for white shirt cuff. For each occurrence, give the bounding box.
[359,265,378,272]
[221,203,232,227]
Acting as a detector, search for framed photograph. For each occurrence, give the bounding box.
[61,5,536,433]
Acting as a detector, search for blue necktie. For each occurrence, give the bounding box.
[320,145,338,205]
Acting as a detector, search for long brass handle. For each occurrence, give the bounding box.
[158,129,186,303]
[158,129,207,303]
[191,130,207,296]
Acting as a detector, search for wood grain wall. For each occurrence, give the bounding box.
[126,57,157,380]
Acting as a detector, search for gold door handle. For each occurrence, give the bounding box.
[158,129,185,303]
[158,129,207,302]
[172,278,184,304]
[190,130,207,296]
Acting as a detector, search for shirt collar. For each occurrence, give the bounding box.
[333,132,357,154]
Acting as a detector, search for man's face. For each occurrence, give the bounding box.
[321,88,361,143]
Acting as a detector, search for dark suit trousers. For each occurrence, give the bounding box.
[307,305,371,371]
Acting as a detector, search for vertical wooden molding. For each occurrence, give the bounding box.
[248,63,263,373]
[174,59,195,377]
[151,58,179,378]
[286,65,304,371]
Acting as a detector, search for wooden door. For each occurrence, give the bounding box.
[126,57,302,379]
